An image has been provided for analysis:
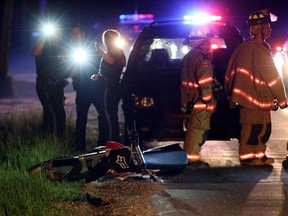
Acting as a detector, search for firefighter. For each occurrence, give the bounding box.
[180,30,217,168]
[282,50,288,92]
[224,9,288,166]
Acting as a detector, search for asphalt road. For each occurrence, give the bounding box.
[152,110,288,216]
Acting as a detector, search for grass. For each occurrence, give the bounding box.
[0,113,85,216]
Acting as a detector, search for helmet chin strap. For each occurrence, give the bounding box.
[260,24,266,43]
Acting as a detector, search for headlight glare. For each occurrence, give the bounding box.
[43,24,56,36]
[73,49,88,63]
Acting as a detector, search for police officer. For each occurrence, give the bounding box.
[180,30,217,168]
[92,29,126,143]
[69,24,109,151]
[32,24,68,139]
[225,9,288,166]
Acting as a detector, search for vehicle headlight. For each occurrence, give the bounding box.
[133,96,155,108]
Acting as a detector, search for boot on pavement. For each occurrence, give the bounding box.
[188,160,210,169]
[261,155,274,165]
[240,158,262,166]
[282,158,288,168]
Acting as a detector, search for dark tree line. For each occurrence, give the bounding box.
[0,0,14,98]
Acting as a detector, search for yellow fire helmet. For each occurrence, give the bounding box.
[247,9,277,26]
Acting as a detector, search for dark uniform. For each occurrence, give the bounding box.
[35,42,67,139]
[70,42,109,149]
[99,48,125,142]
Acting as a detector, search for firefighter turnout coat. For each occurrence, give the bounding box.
[181,48,216,114]
[224,38,287,110]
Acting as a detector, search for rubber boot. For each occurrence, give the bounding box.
[282,157,288,168]
[282,141,288,169]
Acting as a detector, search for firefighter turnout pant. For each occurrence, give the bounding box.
[239,108,271,161]
[184,109,211,161]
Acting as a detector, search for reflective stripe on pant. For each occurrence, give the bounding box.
[183,109,211,156]
[239,108,271,159]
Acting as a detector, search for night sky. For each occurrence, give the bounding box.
[11,0,288,44]
[7,0,288,74]
[31,0,288,31]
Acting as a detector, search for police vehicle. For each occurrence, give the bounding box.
[121,15,244,145]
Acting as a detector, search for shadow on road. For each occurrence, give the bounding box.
[158,165,273,183]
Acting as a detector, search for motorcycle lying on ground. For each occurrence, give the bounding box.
[29,107,188,183]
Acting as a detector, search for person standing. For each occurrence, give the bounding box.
[91,29,126,143]
[32,25,68,139]
[180,31,217,168]
[224,9,288,166]
[69,24,109,151]
[282,50,288,92]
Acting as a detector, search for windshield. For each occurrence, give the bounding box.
[144,38,188,60]
[133,36,227,71]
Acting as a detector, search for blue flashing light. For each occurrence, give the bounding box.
[183,13,221,24]
[119,14,154,24]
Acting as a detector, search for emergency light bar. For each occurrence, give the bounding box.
[183,14,221,24]
[119,13,154,24]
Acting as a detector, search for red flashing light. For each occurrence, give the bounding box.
[276,46,282,52]
[133,25,140,33]
[211,44,218,49]
[184,13,222,23]
[119,14,154,24]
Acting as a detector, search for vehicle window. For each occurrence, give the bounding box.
[135,36,227,71]
[135,38,189,71]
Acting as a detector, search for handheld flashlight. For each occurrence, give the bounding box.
[73,48,88,63]
[43,24,56,36]
[115,37,125,48]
